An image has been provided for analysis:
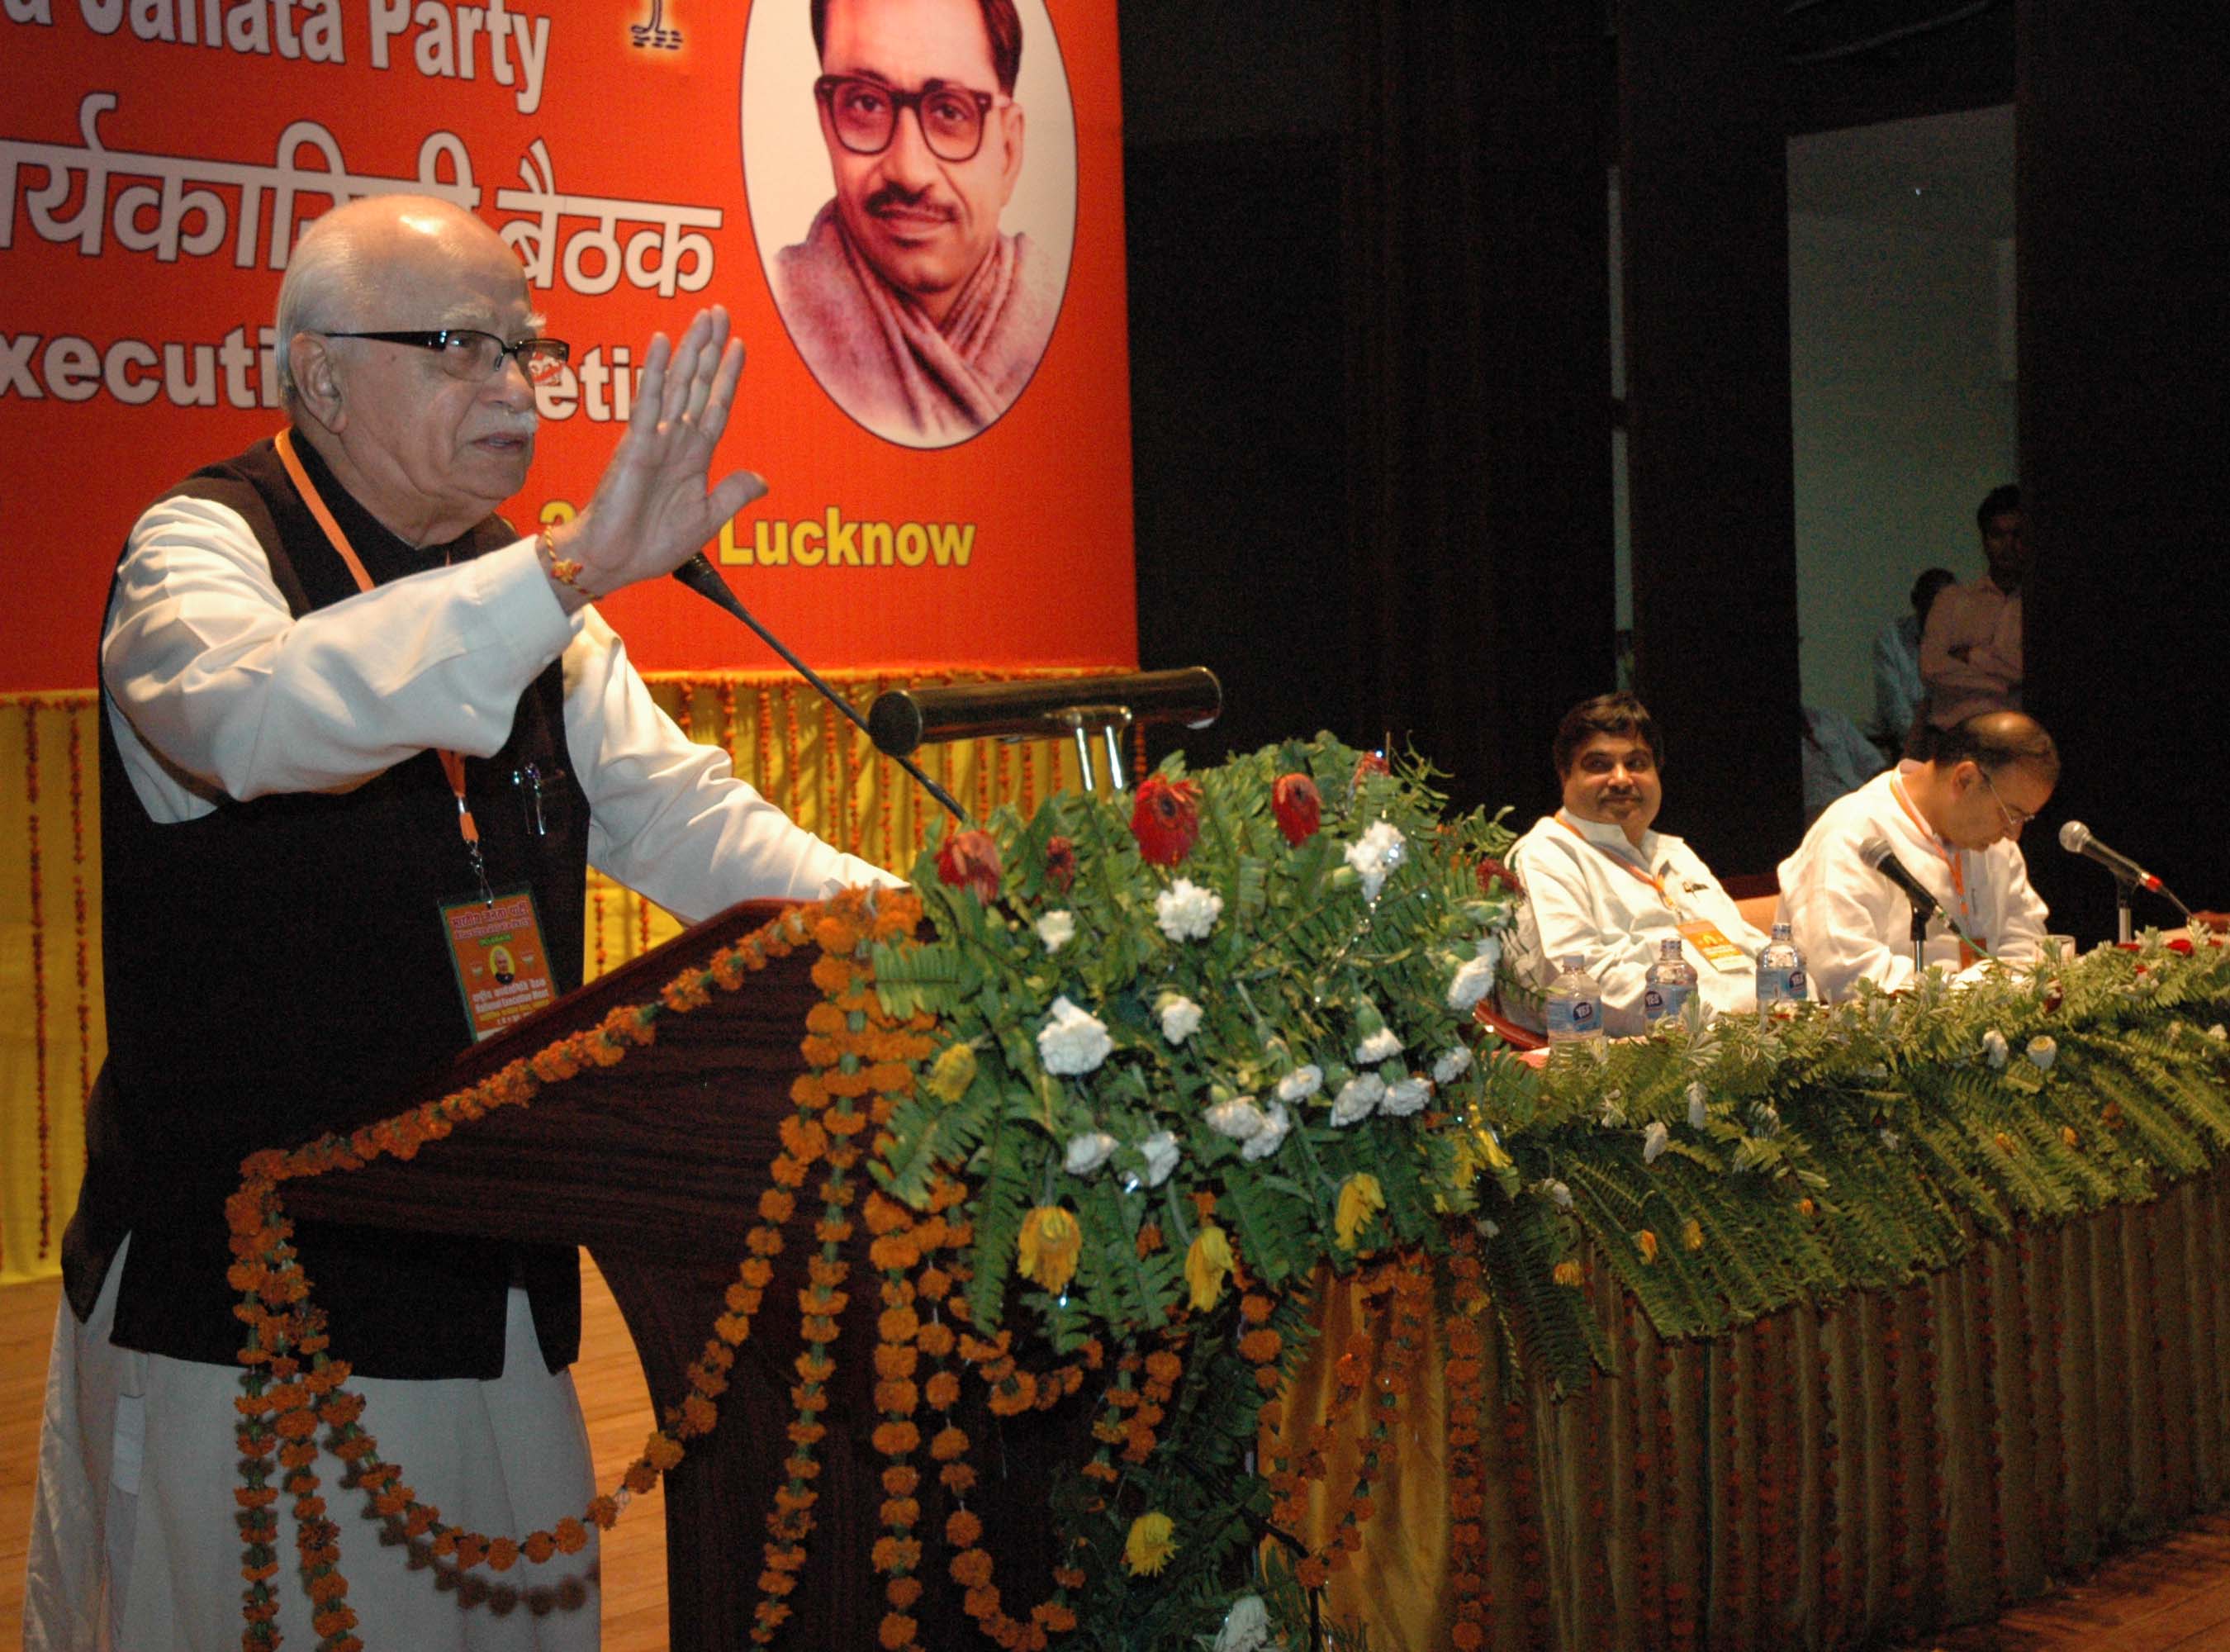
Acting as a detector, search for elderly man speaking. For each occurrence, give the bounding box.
[26,194,894,1651]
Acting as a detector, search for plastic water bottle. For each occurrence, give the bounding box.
[1755,923,1809,1014]
[1544,955,1606,1061]
[1643,938,1697,1027]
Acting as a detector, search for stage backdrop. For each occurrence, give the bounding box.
[0,0,1136,690]
[0,0,1134,1280]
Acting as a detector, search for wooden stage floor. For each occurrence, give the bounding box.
[7,1260,2230,1651]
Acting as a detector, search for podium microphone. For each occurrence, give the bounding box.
[670,554,967,823]
[2057,821,2190,914]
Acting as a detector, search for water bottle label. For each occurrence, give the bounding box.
[1545,997,1600,1037]
[1757,966,1805,1004]
[1644,983,1693,1023]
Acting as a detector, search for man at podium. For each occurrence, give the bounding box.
[27,195,896,1651]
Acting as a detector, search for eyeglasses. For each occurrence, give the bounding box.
[320,329,571,385]
[814,74,1003,162]
[1981,770,2038,835]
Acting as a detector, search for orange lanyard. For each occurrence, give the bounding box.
[1889,773,1976,957]
[273,429,491,902]
[1554,813,1677,914]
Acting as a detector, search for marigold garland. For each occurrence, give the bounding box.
[1445,1235,1492,1651]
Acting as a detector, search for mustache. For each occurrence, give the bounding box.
[477,414,539,439]
[865,183,956,224]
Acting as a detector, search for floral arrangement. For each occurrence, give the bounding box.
[224,733,2230,1652]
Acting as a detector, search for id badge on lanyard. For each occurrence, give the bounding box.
[274,429,556,1042]
[440,885,558,1040]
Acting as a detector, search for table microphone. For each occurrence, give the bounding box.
[2058,821,2190,917]
[1863,838,1941,922]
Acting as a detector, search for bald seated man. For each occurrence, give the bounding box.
[1778,710,2057,1001]
[27,196,897,1651]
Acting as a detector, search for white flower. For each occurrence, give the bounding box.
[1063,1132,1117,1175]
[1213,1595,1271,1652]
[1687,1081,1709,1130]
[1344,819,1407,902]
[1155,877,1223,942]
[1880,1128,1902,1151]
[2027,1036,2057,1071]
[1329,1073,1385,1126]
[1475,931,1505,966]
[1382,1075,1431,1117]
[2213,1024,2228,1042]
[1036,909,1075,953]
[1204,1097,1269,1141]
[1276,1065,1322,1103]
[1546,1179,1573,1209]
[1158,993,1203,1045]
[1982,1028,2009,1069]
[1433,1046,1474,1085]
[1241,1101,1291,1161]
[1038,995,1113,1075]
[1478,1217,1502,1239]
[1136,1131,1181,1188]
[1448,953,1497,1011]
[1643,1121,1669,1164]
[1356,1027,1404,1064]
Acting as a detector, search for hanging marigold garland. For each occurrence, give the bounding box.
[21,702,52,1258]
[226,890,928,1652]
[1975,1237,2008,1604]
[1816,1303,1843,1647]
[1445,1233,1493,1652]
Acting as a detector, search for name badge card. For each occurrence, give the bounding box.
[441,887,558,1042]
[1677,919,1751,974]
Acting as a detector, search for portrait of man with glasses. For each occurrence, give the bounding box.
[770,0,1062,446]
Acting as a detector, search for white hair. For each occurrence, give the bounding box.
[273,207,376,412]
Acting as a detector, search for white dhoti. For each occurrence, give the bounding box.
[26,1237,602,1651]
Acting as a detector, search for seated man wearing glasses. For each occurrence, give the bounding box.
[773,0,1059,445]
[1778,710,2057,1002]
[27,192,894,1650]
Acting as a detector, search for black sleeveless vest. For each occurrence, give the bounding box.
[64,434,591,1379]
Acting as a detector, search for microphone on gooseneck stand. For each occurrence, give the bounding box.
[2059,819,2191,945]
[669,554,968,824]
[2058,821,2191,915]
[1864,838,1939,974]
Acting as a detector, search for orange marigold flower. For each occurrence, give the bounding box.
[929,1425,970,1461]
[880,1496,921,1529]
[888,1575,924,1609]
[924,1371,961,1409]
[871,1536,923,1573]
[879,1612,918,1650]
[1296,1555,1329,1590]
[950,1547,995,1588]
[1144,1350,1182,1387]
[940,1460,978,1493]
[872,1420,922,1456]
[644,1431,686,1472]
[875,1379,920,1415]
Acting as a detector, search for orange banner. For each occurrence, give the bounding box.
[0,0,1136,691]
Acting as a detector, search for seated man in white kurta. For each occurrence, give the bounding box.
[1506,692,1770,1035]
[1778,710,2056,1002]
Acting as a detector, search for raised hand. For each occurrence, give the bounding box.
[543,306,765,609]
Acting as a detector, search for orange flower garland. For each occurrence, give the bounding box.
[227,890,923,1652]
[1444,1234,1492,1650]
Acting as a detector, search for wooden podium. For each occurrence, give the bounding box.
[285,898,1075,1650]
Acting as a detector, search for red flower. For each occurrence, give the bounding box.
[1270,773,1321,846]
[1477,857,1524,898]
[1130,775,1203,867]
[934,829,1004,903]
[1354,751,1391,783]
[1043,836,1076,891]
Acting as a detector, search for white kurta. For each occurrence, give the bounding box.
[1507,811,1770,1036]
[30,492,905,1650]
[1777,766,2049,1003]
